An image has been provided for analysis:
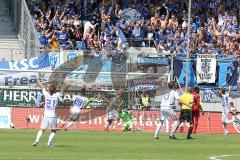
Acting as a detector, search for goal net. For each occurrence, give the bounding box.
[0,69,170,132]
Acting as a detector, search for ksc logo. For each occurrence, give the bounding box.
[203,89,213,102]
[201,60,211,73]
[8,58,39,70]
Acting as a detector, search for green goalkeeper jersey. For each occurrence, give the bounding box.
[120,111,132,122]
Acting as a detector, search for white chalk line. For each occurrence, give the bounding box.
[209,154,240,160]
[0,159,161,160]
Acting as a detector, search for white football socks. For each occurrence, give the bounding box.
[47,132,56,146]
[171,120,179,136]
[154,120,164,138]
[35,130,43,143]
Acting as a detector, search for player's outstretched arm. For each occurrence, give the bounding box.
[36,76,45,90]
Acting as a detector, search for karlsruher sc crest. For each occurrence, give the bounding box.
[201,61,210,73]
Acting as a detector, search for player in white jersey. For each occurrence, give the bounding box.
[32,78,70,147]
[218,87,233,135]
[154,81,191,140]
[61,88,90,130]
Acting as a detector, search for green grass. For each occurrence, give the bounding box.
[0,129,239,160]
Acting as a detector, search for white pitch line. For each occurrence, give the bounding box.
[0,159,161,160]
[209,154,240,160]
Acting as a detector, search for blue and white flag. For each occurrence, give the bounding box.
[196,54,216,83]
[173,55,238,87]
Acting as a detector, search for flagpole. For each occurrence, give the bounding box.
[185,0,192,92]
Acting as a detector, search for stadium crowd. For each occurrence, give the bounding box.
[28,0,240,56]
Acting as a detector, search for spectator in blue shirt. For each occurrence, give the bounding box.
[118,18,127,30]
[51,14,61,29]
[91,46,102,59]
[39,31,48,48]
[68,39,81,50]
[35,25,42,38]
[55,27,69,48]
[132,22,143,39]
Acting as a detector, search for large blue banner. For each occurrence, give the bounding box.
[218,58,238,87]
[0,53,50,70]
[174,56,238,87]
[0,51,127,86]
[173,56,197,86]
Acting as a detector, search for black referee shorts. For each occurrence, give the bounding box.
[179,109,193,124]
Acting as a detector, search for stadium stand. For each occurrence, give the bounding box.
[27,0,240,56]
[0,0,16,37]
[0,0,25,61]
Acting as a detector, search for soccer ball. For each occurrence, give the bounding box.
[10,123,15,128]
[230,107,237,115]
[237,115,240,120]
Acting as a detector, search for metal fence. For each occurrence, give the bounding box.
[8,0,41,59]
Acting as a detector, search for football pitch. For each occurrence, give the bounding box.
[0,129,239,160]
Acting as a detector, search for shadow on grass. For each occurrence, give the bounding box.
[54,145,80,148]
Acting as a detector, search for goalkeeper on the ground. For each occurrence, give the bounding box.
[119,109,135,131]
